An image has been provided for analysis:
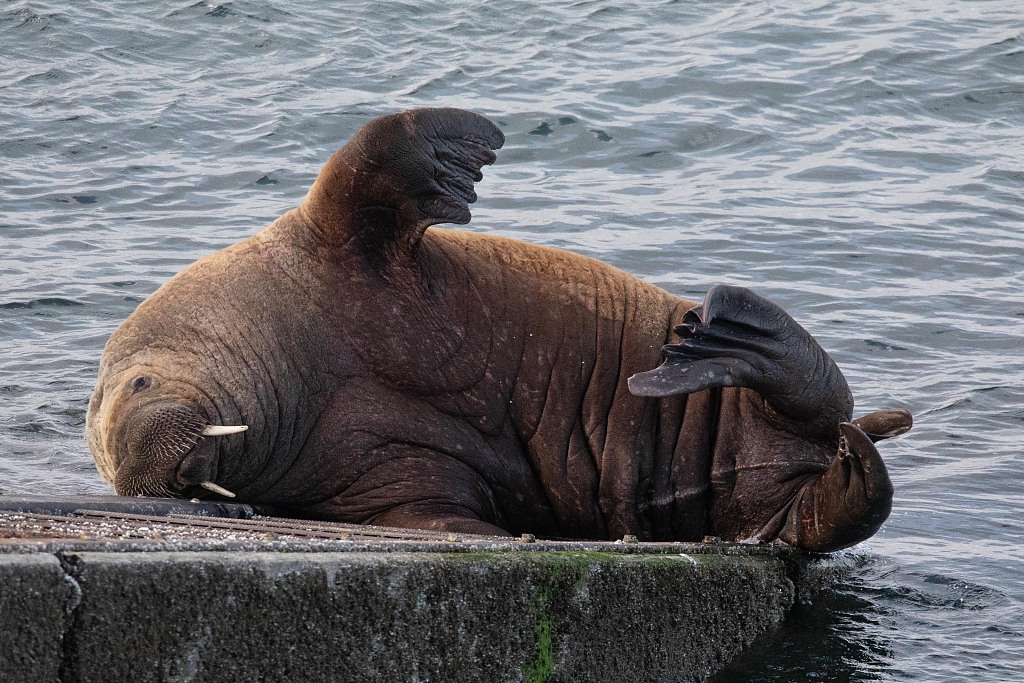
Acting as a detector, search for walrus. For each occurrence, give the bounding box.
[86,108,911,551]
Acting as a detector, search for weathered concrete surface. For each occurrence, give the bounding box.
[0,500,836,682]
[0,554,76,683]
[4,549,794,683]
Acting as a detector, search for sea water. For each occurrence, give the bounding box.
[2,2,1022,679]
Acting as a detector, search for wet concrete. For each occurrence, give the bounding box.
[0,497,834,683]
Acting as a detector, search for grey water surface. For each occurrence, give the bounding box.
[2,1,1022,680]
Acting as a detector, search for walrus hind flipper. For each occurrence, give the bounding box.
[852,408,913,443]
[304,108,505,254]
[777,421,894,552]
[628,284,853,425]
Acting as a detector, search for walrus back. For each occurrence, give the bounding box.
[423,227,695,539]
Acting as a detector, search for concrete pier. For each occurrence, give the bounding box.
[0,497,834,683]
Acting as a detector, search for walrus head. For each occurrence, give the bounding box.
[85,265,263,502]
[87,369,248,499]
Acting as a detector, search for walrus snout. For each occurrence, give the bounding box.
[112,403,246,498]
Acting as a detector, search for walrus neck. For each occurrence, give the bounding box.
[274,204,420,282]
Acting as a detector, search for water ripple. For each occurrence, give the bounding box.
[2,1,1022,679]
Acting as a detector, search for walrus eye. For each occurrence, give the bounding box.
[130,376,150,394]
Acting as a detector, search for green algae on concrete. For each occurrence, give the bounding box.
[517,551,679,683]
[523,584,557,683]
[502,550,795,682]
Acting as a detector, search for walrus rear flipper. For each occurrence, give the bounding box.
[853,408,913,443]
[776,421,894,551]
[628,284,853,430]
[302,108,505,257]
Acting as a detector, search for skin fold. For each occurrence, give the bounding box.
[87,108,911,551]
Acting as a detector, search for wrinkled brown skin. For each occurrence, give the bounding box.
[87,108,911,551]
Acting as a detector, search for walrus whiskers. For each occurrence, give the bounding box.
[200,481,236,498]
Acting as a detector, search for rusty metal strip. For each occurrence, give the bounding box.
[71,510,355,541]
[71,509,494,543]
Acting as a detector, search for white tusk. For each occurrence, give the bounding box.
[200,481,236,498]
[201,424,249,436]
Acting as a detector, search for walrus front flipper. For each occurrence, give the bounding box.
[628,284,853,428]
[302,108,505,256]
[776,421,894,551]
